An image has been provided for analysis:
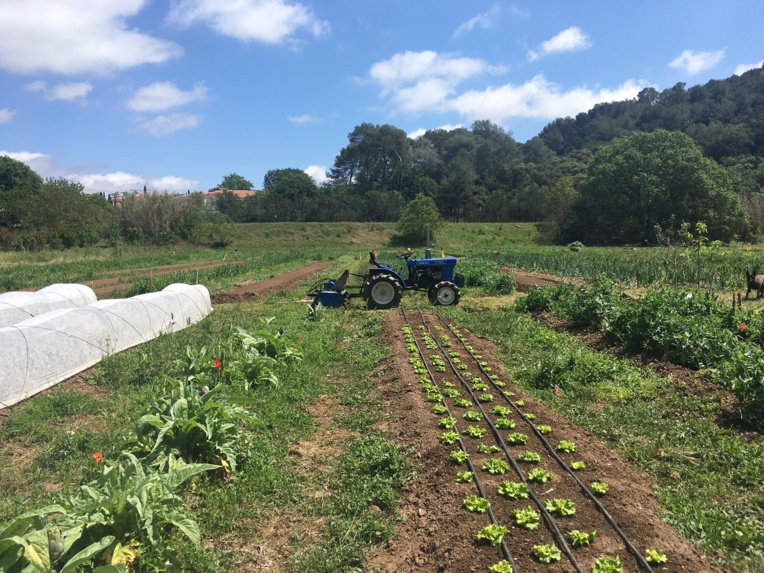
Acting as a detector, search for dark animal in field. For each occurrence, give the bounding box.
[746,271,764,299]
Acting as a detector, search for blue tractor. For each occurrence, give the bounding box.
[308,249,465,309]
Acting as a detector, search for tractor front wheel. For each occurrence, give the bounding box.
[366,273,403,309]
[431,281,460,306]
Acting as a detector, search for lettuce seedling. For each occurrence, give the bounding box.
[442,388,460,398]
[456,471,473,483]
[537,425,552,434]
[591,481,609,496]
[592,556,623,573]
[533,544,562,563]
[569,530,596,548]
[432,404,448,415]
[517,450,541,463]
[473,383,489,391]
[463,411,483,422]
[492,406,511,417]
[545,498,576,517]
[571,461,586,470]
[453,398,472,408]
[645,549,667,564]
[557,440,577,453]
[478,393,494,403]
[494,418,515,430]
[481,458,509,475]
[506,432,529,445]
[449,450,468,465]
[463,425,487,439]
[438,417,457,429]
[427,393,443,403]
[488,561,513,573]
[476,524,508,547]
[511,507,540,530]
[440,431,460,445]
[497,481,529,500]
[477,443,500,454]
[527,468,553,483]
[464,495,490,514]
[514,400,525,407]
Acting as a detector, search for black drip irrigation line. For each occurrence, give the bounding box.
[417,309,584,573]
[401,309,518,572]
[436,313,656,573]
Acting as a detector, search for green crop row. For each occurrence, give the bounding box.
[515,281,764,426]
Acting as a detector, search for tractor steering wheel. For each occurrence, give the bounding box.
[398,251,415,261]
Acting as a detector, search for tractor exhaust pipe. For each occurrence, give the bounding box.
[425,225,432,259]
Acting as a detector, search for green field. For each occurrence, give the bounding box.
[1,222,763,572]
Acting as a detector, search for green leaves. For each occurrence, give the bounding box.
[544,498,576,517]
[481,459,509,475]
[475,524,508,547]
[533,543,561,563]
[569,529,596,548]
[511,507,540,530]
[463,495,490,514]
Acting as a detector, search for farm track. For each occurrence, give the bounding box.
[368,309,723,573]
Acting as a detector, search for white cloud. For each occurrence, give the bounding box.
[0,109,15,124]
[127,82,208,112]
[528,27,591,61]
[288,114,321,124]
[369,51,506,114]
[74,172,198,194]
[453,4,502,37]
[168,0,329,45]
[669,49,725,74]
[447,75,645,122]
[408,124,463,139]
[135,113,202,137]
[734,61,764,76]
[0,0,182,75]
[304,165,328,184]
[25,81,93,101]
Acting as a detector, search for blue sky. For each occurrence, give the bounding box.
[0,1,762,195]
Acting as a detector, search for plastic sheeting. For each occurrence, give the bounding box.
[0,283,212,410]
[0,284,97,328]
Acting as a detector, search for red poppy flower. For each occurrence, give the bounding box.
[738,325,747,331]
[213,359,222,369]
[93,452,103,464]
[298,337,303,342]
[554,389,563,397]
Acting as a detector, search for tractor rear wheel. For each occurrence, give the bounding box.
[431,281,460,306]
[366,273,403,309]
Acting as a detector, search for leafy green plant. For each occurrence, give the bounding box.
[571,461,586,470]
[481,459,509,475]
[456,471,473,483]
[463,495,490,514]
[488,560,513,573]
[645,549,667,564]
[506,432,528,445]
[449,451,468,465]
[569,529,596,548]
[545,498,576,517]
[442,388,460,398]
[431,404,448,415]
[453,398,472,408]
[537,425,552,434]
[511,507,540,530]
[533,544,562,563]
[440,431,460,445]
[126,380,257,474]
[591,482,609,496]
[591,555,623,573]
[475,524,508,547]
[517,450,541,463]
[494,418,515,430]
[527,468,553,484]
[438,417,457,429]
[492,406,511,417]
[478,393,493,402]
[557,440,577,453]
[497,481,529,500]
[477,444,500,454]
[463,411,483,422]
[463,426,487,439]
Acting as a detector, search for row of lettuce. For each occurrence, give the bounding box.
[515,281,764,427]
[0,324,302,573]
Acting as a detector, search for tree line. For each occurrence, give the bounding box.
[1,65,763,250]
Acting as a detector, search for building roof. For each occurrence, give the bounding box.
[205,188,257,198]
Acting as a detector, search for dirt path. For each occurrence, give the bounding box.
[365,310,722,573]
[210,261,333,304]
